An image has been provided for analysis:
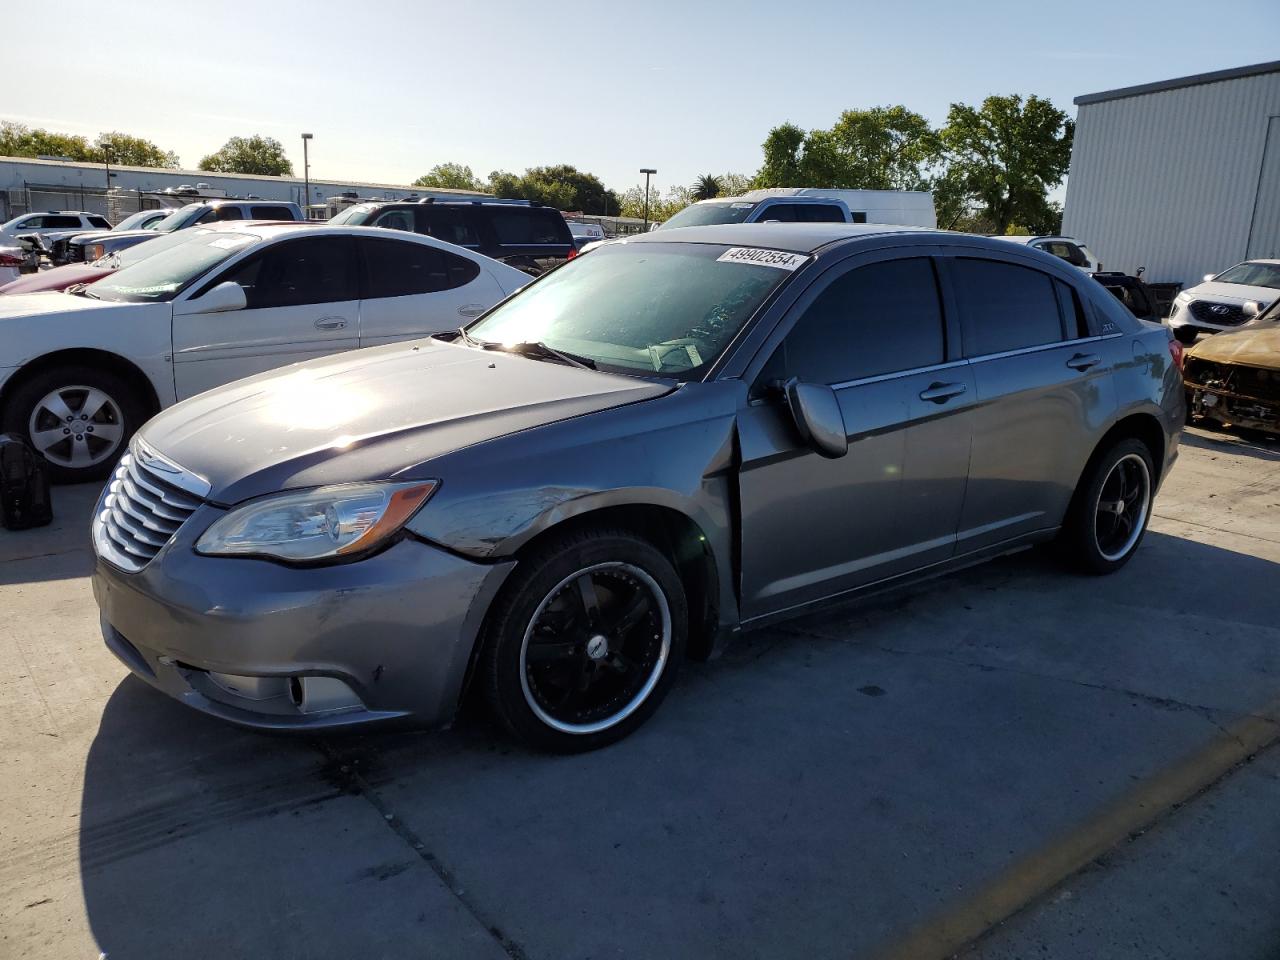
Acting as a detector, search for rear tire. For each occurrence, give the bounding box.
[481,528,687,753]
[1062,438,1155,575]
[1,366,146,484]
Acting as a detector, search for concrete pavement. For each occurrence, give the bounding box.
[1,425,1277,960]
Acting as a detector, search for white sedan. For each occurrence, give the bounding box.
[0,223,531,483]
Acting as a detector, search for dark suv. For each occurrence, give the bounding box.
[330,199,574,274]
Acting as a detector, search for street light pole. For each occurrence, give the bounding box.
[301,133,313,218]
[640,168,656,231]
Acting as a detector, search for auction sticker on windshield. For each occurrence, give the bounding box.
[717,247,806,271]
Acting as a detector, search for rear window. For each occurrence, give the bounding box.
[359,237,480,297]
[88,215,112,229]
[250,205,296,221]
[487,209,569,245]
[951,258,1066,357]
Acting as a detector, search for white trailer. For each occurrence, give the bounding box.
[741,188,937,228]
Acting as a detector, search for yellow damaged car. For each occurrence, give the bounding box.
[1184,301,1280,435]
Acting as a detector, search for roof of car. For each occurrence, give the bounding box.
[622,222,933,253]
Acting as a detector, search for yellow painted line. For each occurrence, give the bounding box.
[872,700,1280,960]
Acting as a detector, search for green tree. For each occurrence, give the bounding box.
[92,131,180,168]
[691,174,721,201]
[939,94,1073,235]
[804,106,940,190]
[716,172,752,197]
[413,162,483,191]
[754,107,941,190]
[754,122,807,187]
[0,121,95,160]
[487,165,620,214]
[199,135,294,176]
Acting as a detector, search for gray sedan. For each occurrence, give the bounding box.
[90,224,1184,751]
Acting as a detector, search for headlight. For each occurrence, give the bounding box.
[83,243,105,261]
[1174,292,1192,303]
[196,481,438,562]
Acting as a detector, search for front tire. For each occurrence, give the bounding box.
[1,366,145,483]
[481,528,687,752]
[1063,438,1155,574]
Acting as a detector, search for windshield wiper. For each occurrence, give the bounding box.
[455,326,481,348]
[491,340,597,370]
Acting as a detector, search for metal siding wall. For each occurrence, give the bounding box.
[1246,116,1280,258]
[1063,71,1280,285]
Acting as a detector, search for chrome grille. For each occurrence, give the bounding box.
[93,446,208,572]
[1189,300,1246,326]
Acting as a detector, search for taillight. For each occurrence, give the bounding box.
[1168,337,1184,371]
[566,247,577,260]
[0,252,24,267]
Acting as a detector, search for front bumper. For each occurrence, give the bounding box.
[92,506,515,731]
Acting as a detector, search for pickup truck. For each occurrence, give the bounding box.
[657,188,938,230]
[67,199,303,263]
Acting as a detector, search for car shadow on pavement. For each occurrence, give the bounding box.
[76,531,1280,960]
[1181,425,1280,460]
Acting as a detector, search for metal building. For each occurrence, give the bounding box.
[1063,60,1280,287]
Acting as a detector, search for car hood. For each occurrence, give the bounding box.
[0,290,126,319]
[1185,281,1280,305]
[0,264,111,295]
[83,229,163,243]
[45,228,107,243]
[1187,323,1280,368]
[138,339,674,504]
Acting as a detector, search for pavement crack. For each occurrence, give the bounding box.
[310,740,530,960]
[1152,512,1280,546]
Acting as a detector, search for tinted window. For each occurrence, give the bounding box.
[46,215,82,228]
[778,258,945,385]
[250,205,295,221]
[801,204,846,223]
[360,238,480,298]
[951,258,1065,356]
[850,211,868,224]
[88,215,112,229]
[1039,241,1087,267]
[1054,279,1090,337]
[759,204,797,222]
[213,206,244,221]
[371,208,415,232]
[487,209,568,245]
[217,237,357,309]
[421,207,480,246]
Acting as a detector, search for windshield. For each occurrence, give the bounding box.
[328,203,376,225]
[465,241,804,379]
[1214,262,1280,289]
[148,204,202,234]
[112,210,161,232]
[88,230,258,302]
[659,201,760,230]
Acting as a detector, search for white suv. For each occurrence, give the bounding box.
[1167,259,1280,344]
[0,211,112,245]
[992,235,1101,273]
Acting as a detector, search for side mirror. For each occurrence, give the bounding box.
[180,281,246,315]
[784,378,847,459]
[1243,301,1261,318]
[1203,274,1216,284]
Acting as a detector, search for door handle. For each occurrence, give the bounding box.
[457,304,486,318]
[314,317,346,330]
[1066,352,1101,371]
[918,381,967,404]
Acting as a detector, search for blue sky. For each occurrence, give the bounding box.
[11,0,1279,197]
